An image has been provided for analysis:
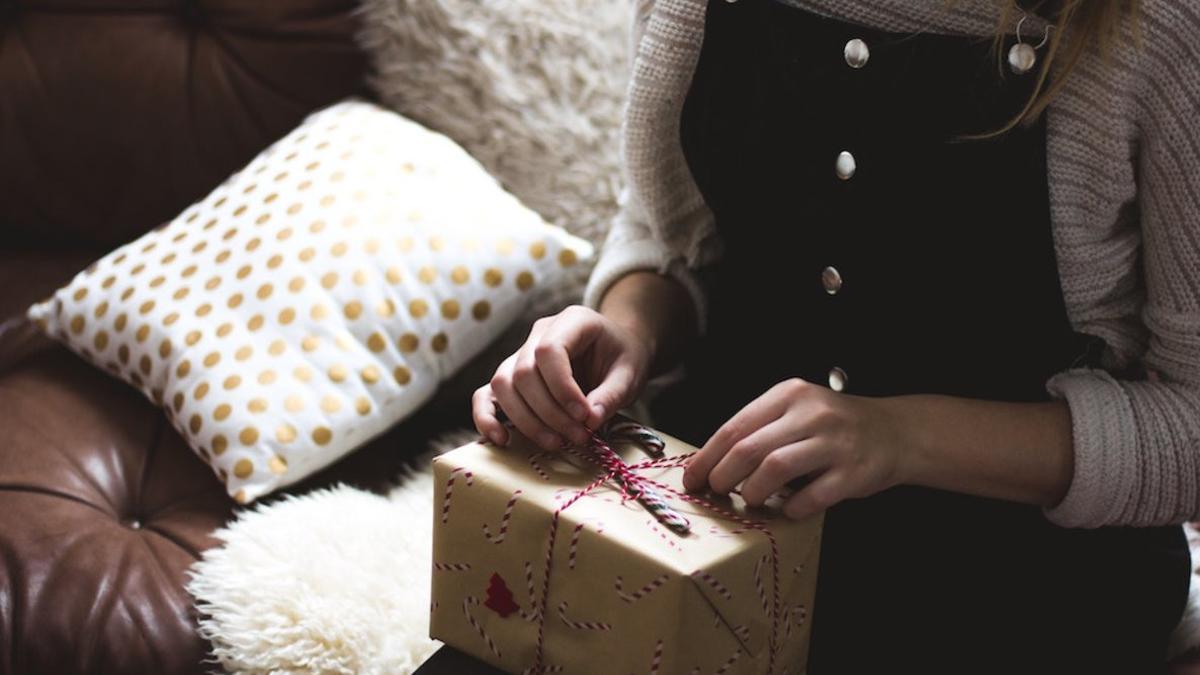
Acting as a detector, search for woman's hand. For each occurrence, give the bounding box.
[682,378,909,520]
[472,305,653,451]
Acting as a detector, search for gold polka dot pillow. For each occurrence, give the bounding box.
[27,99,593,503]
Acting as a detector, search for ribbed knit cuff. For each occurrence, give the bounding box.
[1042,368,1138,528]
[582,238,708,335]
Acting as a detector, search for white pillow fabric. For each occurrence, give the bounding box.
[28,99,593,503]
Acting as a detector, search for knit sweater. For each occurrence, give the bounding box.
[580,0,1200,529]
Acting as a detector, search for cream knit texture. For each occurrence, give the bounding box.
[581,0,1200,528]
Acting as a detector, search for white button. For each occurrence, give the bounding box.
[822,266,843,295]
[828,367,848,392]
[836,151,856,180]
[1008,42,1037,74]
[844,39,870,69]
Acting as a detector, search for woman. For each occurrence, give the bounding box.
[473,0,1199,671]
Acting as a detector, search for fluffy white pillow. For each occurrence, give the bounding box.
[28,99,593,503]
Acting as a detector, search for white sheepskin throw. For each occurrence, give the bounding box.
[188,462,442,674]
[357,0,632,254]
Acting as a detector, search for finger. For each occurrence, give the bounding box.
[683,386,792,492]
[739,439,831,507]
[513,350,591,445]
[782,470,848,520]
[491,362,561,451]
[583,357,637,429]
[471,385,509,446]
[533,331,592,424]
[706,418,807,495]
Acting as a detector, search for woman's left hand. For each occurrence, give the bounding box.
[682,377,910,520]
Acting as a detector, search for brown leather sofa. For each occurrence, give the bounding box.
[0,1,471,673]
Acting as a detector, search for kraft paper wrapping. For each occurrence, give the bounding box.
[429,426,824,675]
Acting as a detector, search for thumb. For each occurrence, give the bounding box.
[584,358,638,430]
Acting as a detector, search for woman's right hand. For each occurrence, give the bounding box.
[472,305,653,451]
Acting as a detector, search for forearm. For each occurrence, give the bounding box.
[597,270,698,377]
[884,394,1075,508]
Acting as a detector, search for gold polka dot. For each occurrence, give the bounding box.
[398,236,415,252]
[429,236,444,251]
[311,304,329,321]
[516,271,535,291]
[249,315,266,332]
[376,299,396,318]
[268,455,288,474]
[186,330,202,346]
[344,301,363,320]
[269,340,286,356]
[331,242,348,257]
[233,205,248,217]
[214,403,232,421]
[278,308,296,325]
[309,219,326,233]
[257,283,273,300]
[299,247,316,262]
[204,351,221,367]
[409,299,429,318]
[320,195,335,207]
[234,458,254,478]
[159,339,172,359]
[450,266,470,284]
[288,276,305,293]
[196,303,213,317]
[237,264,253,280]
[258,370,276,385]
[312,427,333,445]
[256,213,271,225]
[352,269,368,286]
[472,300,491,321]
[245,238,261,253]
[239,427,259,446]
[177,360,192,378]
[70,315,86,334]
[205,276,222,291]
[267,254,283,269]
[212,434,228,455]
[302,335,320,352]
[558,248,579,267]
[149,276,166,288]
[331,170,345,182]
[393,365,412,385]
[248,398,268,414]
[130,263,146,276]
[217,323,234,338]
[418,266,436,284]
[172,391,185,412]
[194,382,210,400]
[233,489,247,504]
[285,394,305,411]
[276,425,297,444]
[385,267,402,284]
[483,268,503,287]
[173,287,190,301]
[120,287,135,301]
[398,333,419,353]
[223,227,239,241]
[361,366,381,384]
[432,332,449,353]
[367,332,387,353]
[202,219,218,231]
[365,239,381,254]
[162,251,178,263]
[136,325,151,343]
[163,312,180,327]
[102,275,117,289]
[328,364,348,382]
[529,241,547,259]
[321,272,338,289]
[115,313,128,332]
[441,300,460,320]
[223,374,242,390]
[355,397,371,416]
[182,264,198,278]
[139,300,156,315]
[93,331,109,350]
[189,414,203,434]
[321,395,342,413]
[274,171,288,182]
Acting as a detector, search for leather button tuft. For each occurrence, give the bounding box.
[822,266,843,295]
[835,151,856,180]
[828,367,848,392]
[844,38,870,69]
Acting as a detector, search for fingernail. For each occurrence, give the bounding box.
[539,432,560,449]
[567,402,587,421]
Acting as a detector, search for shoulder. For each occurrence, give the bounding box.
[1130,0,1200,92]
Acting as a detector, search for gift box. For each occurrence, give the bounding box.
[429,421,824,675]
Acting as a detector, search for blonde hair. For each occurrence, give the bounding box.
[994,0,1139,132]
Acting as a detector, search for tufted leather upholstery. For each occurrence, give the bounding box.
[0,1,467,673]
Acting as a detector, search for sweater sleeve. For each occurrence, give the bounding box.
[1043,7,1200,528]
[581,0,721,334]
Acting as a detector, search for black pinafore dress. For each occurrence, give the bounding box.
[652,1,1193,672]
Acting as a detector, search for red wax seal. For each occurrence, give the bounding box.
[483,572,520,618]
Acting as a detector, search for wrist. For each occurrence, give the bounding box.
[873,395,930,488]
